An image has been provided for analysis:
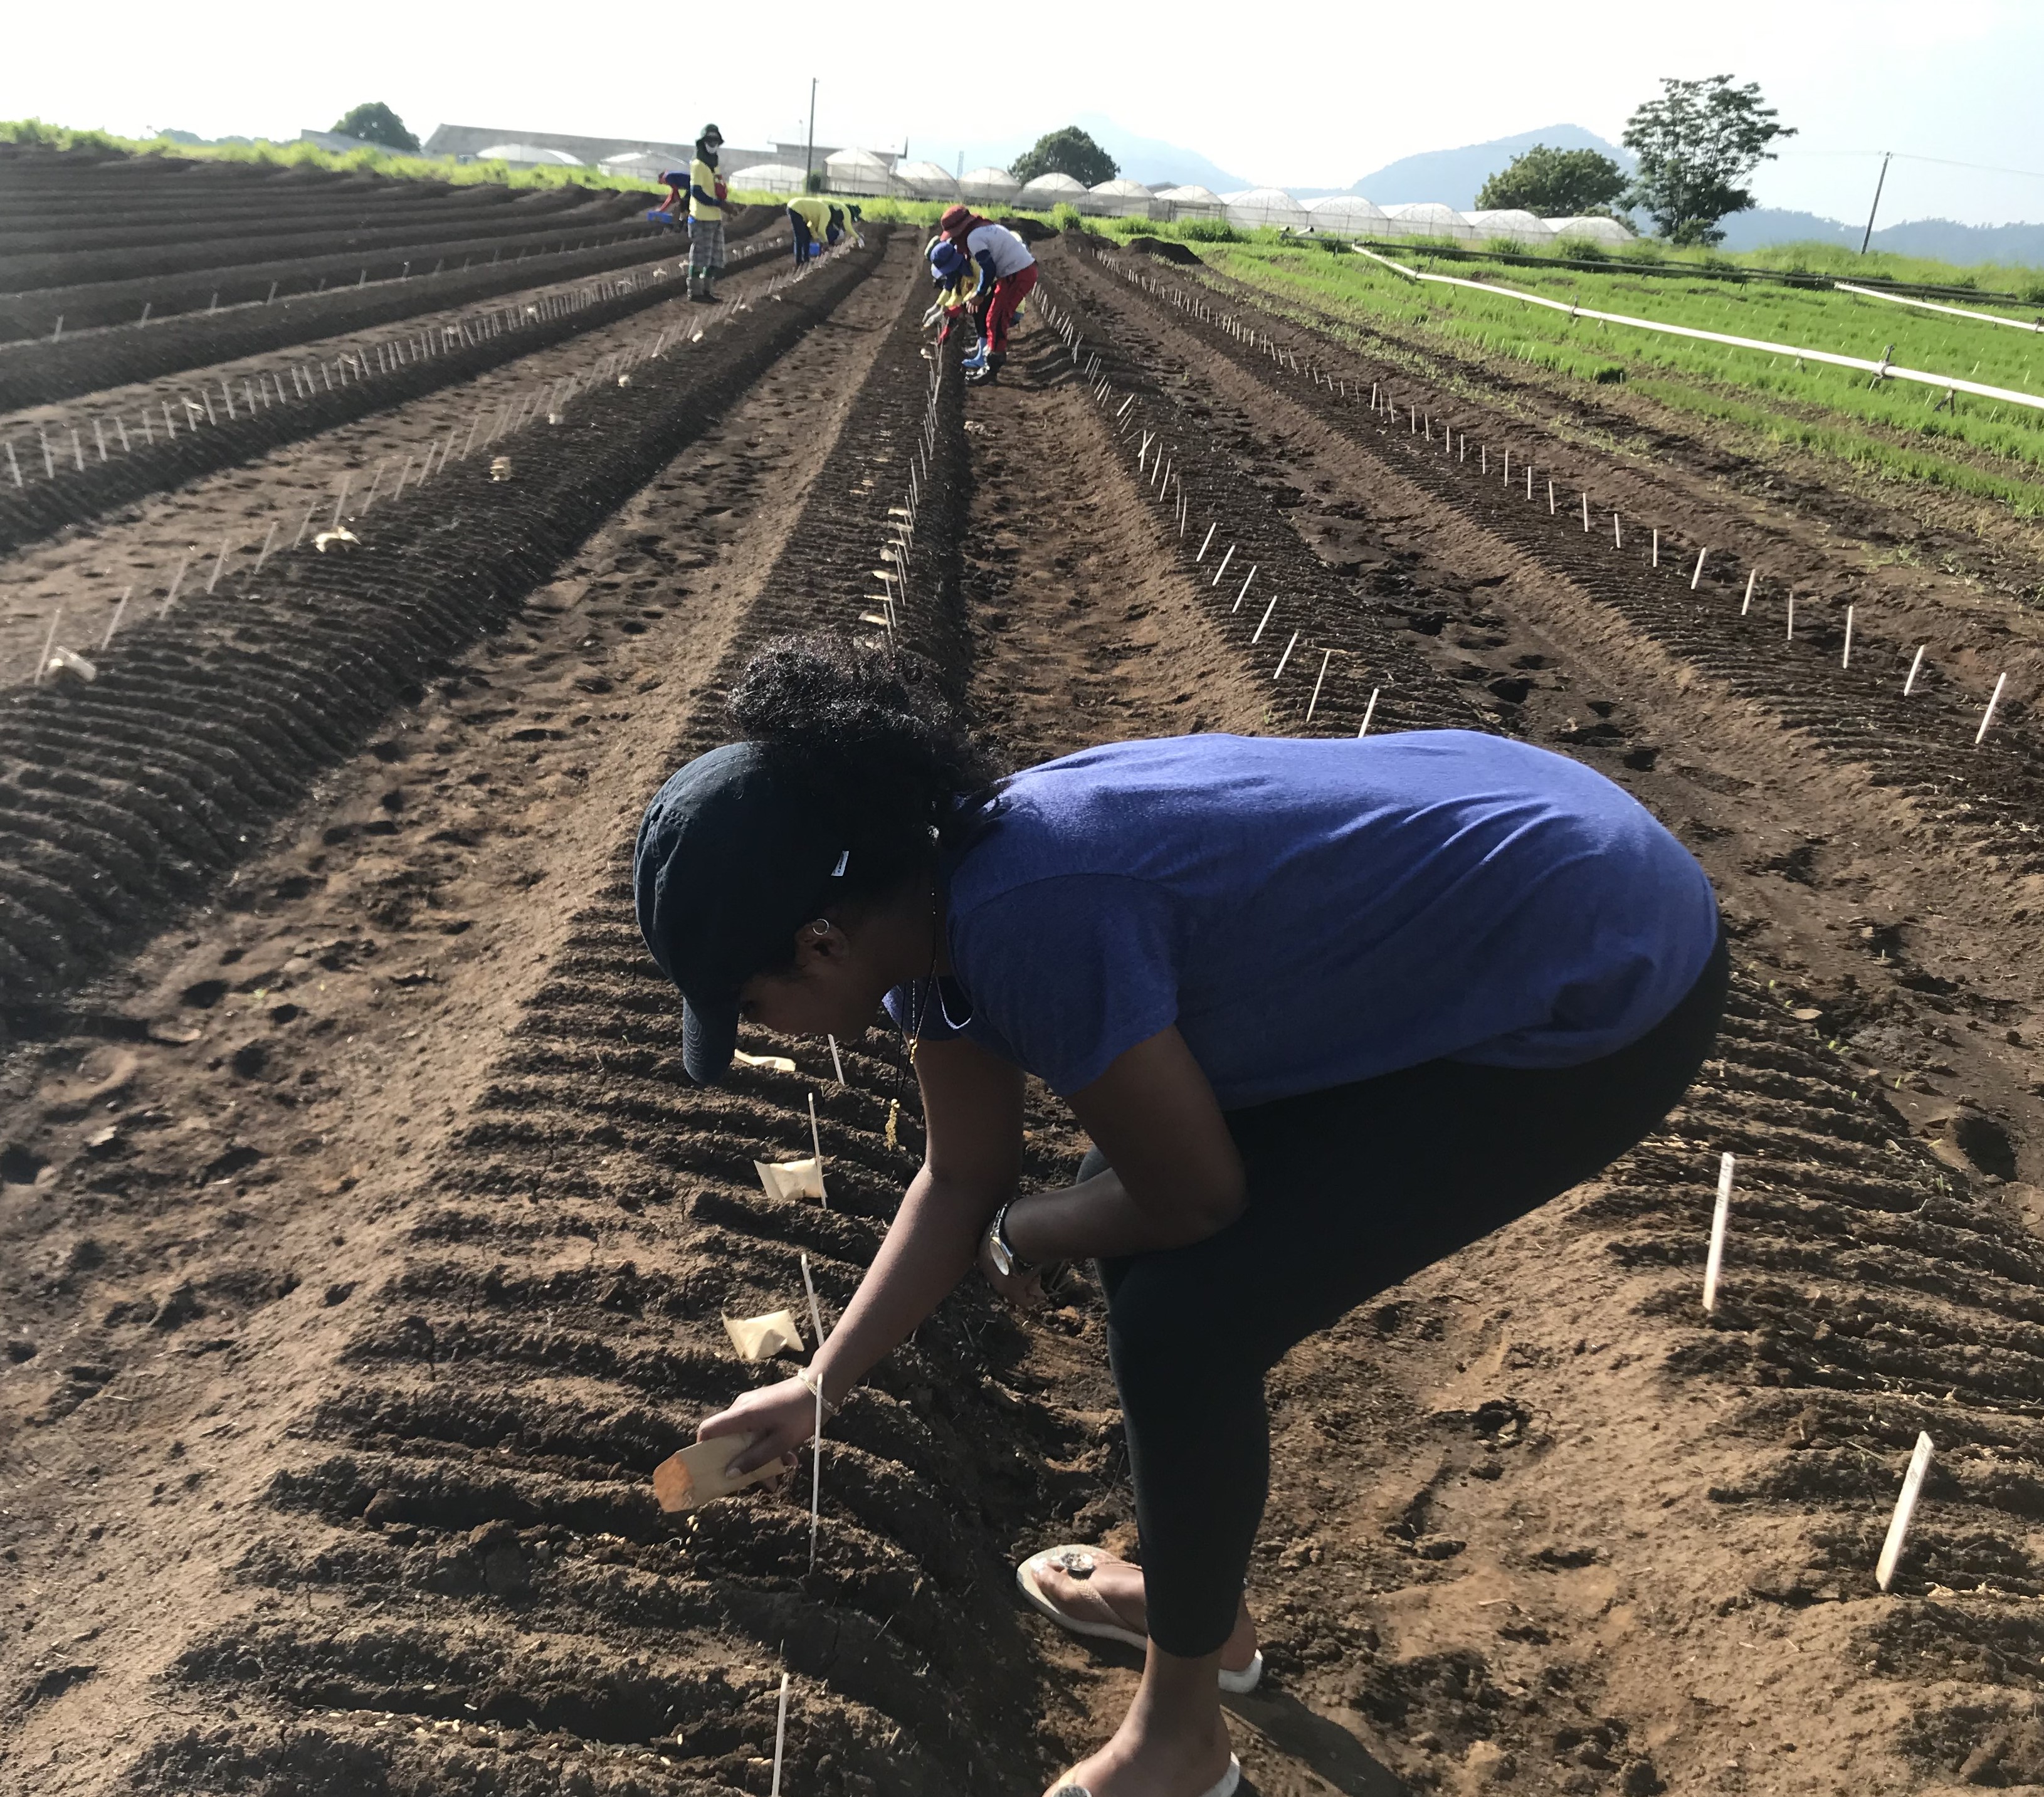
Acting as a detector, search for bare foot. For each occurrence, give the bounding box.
[1045,1707,1234,1797]
[1032,1553,1258,1679]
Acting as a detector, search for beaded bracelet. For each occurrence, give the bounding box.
[796,1365,840,1421]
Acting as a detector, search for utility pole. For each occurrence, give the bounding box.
[1860,150,1892,256]
[804,79,817,191]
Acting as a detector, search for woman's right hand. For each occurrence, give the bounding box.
[697,1377,819,1478]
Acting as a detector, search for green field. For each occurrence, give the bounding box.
[1177,238,2044,519]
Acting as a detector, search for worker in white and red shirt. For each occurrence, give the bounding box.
[939,205,1037,384]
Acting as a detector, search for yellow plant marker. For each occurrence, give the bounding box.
[724,1309,804,1362]
[754,1158,824,1203]
[732,1050,797,1073]
[651,1435,779,1514]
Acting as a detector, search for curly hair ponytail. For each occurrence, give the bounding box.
[726,634,1003,906]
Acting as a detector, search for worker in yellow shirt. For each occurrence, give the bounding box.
[786,192,835,264]
[687,124,738,302]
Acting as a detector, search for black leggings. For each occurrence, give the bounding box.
[788,209,814,263]
[1080,931,1728,1656]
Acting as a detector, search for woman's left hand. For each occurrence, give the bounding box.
[976,1226,1045,1310]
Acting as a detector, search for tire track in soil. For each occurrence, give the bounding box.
[0,236,922,1797]
[1034,247,2044,1792]
[0,228,790,560]
[0,234,789,690]
[0,240,882,1015]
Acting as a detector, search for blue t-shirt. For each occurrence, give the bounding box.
[883,731,1719,1110]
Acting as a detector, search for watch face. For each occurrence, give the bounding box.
[990,1234,1013,1277]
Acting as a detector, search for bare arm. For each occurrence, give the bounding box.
[997,1024,1245,1265]
[698,1035,1023,1472]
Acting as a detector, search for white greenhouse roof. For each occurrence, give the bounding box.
[1088,179,1157,215]
[1304,195,1391,230]
[893,160,960,194]
[1547,215,1633,245]
[727,163,812,192]
[600,150,671,173]
[1467,208,1556,243]
[1157,184,1221,204]
[1016,172,1088,199]
[1223,187,1311,229]
[824,147,889,168]
[475,143,584,166]
[961,166,1021,192]
[1381,202,1478,240]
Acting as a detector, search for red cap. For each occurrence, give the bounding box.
[939,204,971,233]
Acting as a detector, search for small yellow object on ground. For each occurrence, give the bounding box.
[754,1157,824,1203]
[652,1435,778,1513]
[732,1050,797,1073]
[724,1309,804,1361]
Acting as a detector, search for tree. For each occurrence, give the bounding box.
[1475,144,1628,219]
[1621,75,1794,246]
[1010,127,1117,188]
[332,102,421,155]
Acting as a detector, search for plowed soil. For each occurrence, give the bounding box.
[4,201,2043,1797]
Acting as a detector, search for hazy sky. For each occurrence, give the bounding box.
[11,0,2039,224]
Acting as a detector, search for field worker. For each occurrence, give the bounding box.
[923,236,979,341]
[638,634,1727,1797]
[786,192,835,263]
[648,169,688,229]
[686,123,737,302]
[938,203,1037,383]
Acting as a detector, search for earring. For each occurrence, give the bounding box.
[811,920,831,937]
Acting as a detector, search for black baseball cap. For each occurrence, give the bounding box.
[634,742,847,1085]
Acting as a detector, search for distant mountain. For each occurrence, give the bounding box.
[1065,114,1250,194]
[1347,124,1633,209]
[1715,206,2044,268]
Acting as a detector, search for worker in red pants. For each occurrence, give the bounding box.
[939,204,1037,384]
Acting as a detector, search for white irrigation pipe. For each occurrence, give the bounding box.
[1836,282,2044,334]
[1352,247,2044,413]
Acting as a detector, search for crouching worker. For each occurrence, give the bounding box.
[937,203,1036,383]
[635,633,1727,1797]
[922,236,979,340]
[649,169,688,228]
[786,192,834,263]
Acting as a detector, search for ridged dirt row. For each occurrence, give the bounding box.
[0,236,881,1013]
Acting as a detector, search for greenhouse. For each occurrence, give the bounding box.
[893,160,961,199]
[474,144,584,167]
[1156,184,1224,219]
[599,151,672,178]
[1222,187,1311,231]
[1087,179,1159,218]
[1466,208,1556,246]
[1304,194,1392,236]
[727,162,811,193]
[1546,214,1635,247]
[960,166,1022,204]
[1379,201,1478,242]
[823,147,895,196]
[1016,172,1088,207]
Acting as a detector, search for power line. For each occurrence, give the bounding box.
[1776,149,2044,183]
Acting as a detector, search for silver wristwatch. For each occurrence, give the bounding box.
[987,1201,1035,1278]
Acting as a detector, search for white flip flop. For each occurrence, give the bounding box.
[1015,1547,1265,1694]
[1049,1752,1241,1797]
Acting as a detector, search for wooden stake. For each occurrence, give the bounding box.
[294,497,319,550]
[1691,549,1708,590]
[1250,593,1279,644]
[1741,569,1756,615]
[332,473,352,529]
[1196,523,1216,562]
[1357,687,1381,737]
[1211,544,1236,588]
[1272,631,1300,680]
[100,586,132,650]
[255,520,278,572]
[31,606,61,686]
[205,536,230,594]
[1702,1151,1734,1314]
[1842,606,1855,668]
[1548,480,1555,514]
[769,1672,791,1795]
[1581,492,1589,531]
[1786,591,1796,641]
[1875,1432,1934,1592]
[1976,672,2007,746]
[808,1092,828,1209]
[1232,566,1258,614]
[161,553,188,616]
[800,1255,828,1570]
[1903,645,1925,695]
[1652,529,1660,568]
[827,1035,846,1086]
[1305,649,1333,723]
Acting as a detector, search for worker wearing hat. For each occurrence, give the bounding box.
[924,235,980,339]
[636,632,1726,1797]
[938,203,1037,383]
[687,124,737,302]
